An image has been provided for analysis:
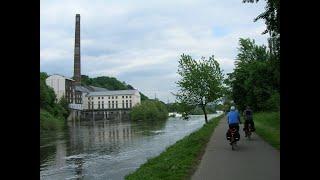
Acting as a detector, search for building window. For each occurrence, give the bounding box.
[108,97,110,99]
[122,100,124,108]
[102,97,104,99]
[102,103,104,109]
[98,97,100,99]
[108,102,111,109]
[92,103,94,109]
[126,96,128,98]
[116,101,118,109]
[130,100,132,108]
[129,96,131,98]
[112,96,114,99]
[122,96,124,98]
[116,96,118,99]
[126,100,128,108]
[98,103,100,109]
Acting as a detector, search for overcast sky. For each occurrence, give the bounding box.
[40,0,268,103]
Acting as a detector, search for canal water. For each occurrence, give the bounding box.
[40,113,222,180]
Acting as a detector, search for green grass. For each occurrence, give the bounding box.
[253,111,280,150]
[125,115,223,180]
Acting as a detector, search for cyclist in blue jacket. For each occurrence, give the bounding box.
[227,106,241,131]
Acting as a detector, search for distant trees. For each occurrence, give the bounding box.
[130,100,168,121]
[80,75,149,101]
[176,54,224,123]
[81,75,128,90]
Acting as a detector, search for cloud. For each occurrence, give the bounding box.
[41,0,268,102]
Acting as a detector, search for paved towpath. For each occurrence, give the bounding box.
[192,117,280,180]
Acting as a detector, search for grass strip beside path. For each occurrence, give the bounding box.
[125,115,224,180]
[253,111,280,150]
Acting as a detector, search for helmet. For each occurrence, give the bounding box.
[230,106,235,111]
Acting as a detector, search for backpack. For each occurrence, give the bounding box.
[245,110,253,120]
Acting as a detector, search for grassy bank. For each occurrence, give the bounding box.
[253,111,280,150]
[125,115,223,180]
[40,109,65,132]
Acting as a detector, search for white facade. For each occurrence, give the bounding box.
[83,90,141,110]
[45,75,141,111]
[46,74,74,101]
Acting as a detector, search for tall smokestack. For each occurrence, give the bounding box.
[74,14,81,85]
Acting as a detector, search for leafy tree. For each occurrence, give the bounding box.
[243,0,280,63]
[227,38,278,112]
[176,54,224,123]
[130,100,168,121]
[40,72,56,109]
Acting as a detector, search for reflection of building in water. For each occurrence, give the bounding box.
[54,140,67,168]
[68,120,138,153]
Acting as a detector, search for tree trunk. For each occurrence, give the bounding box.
[202,105,208,123]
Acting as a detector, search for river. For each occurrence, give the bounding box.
[40,113,222,180]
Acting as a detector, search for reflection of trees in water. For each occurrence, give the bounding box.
[130,119,167,136]
[40,144,56,166]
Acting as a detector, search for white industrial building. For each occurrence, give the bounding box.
[45,74,141,111]
[84,90,141,110]
[45,74,75,102]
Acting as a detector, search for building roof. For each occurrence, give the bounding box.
[49,74,75,81]
[87,89,139,96]
[74,85,109,93]
[75,85,91,93]
[88,86,108,91]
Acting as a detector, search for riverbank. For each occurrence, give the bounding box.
[125,115,223,180]
[40,109,65,132]
[253,111,280,150]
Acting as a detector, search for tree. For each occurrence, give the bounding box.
[243,0,280,60]
[228,38,278,111]
[40,72,56,109]
[130,100,168,121]
[176,54,224,123]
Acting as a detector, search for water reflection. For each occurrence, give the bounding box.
[40,113,221,180]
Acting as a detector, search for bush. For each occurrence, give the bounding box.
[262,91,280,111]
[40,109,65,132]
[130,100,168,121]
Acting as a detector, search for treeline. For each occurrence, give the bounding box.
[226,38,279,111]
[40,72,69,131]
[81,75,149,101]
[130,100,168,121]
[226,0,280,112]
[166,103,217,115]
